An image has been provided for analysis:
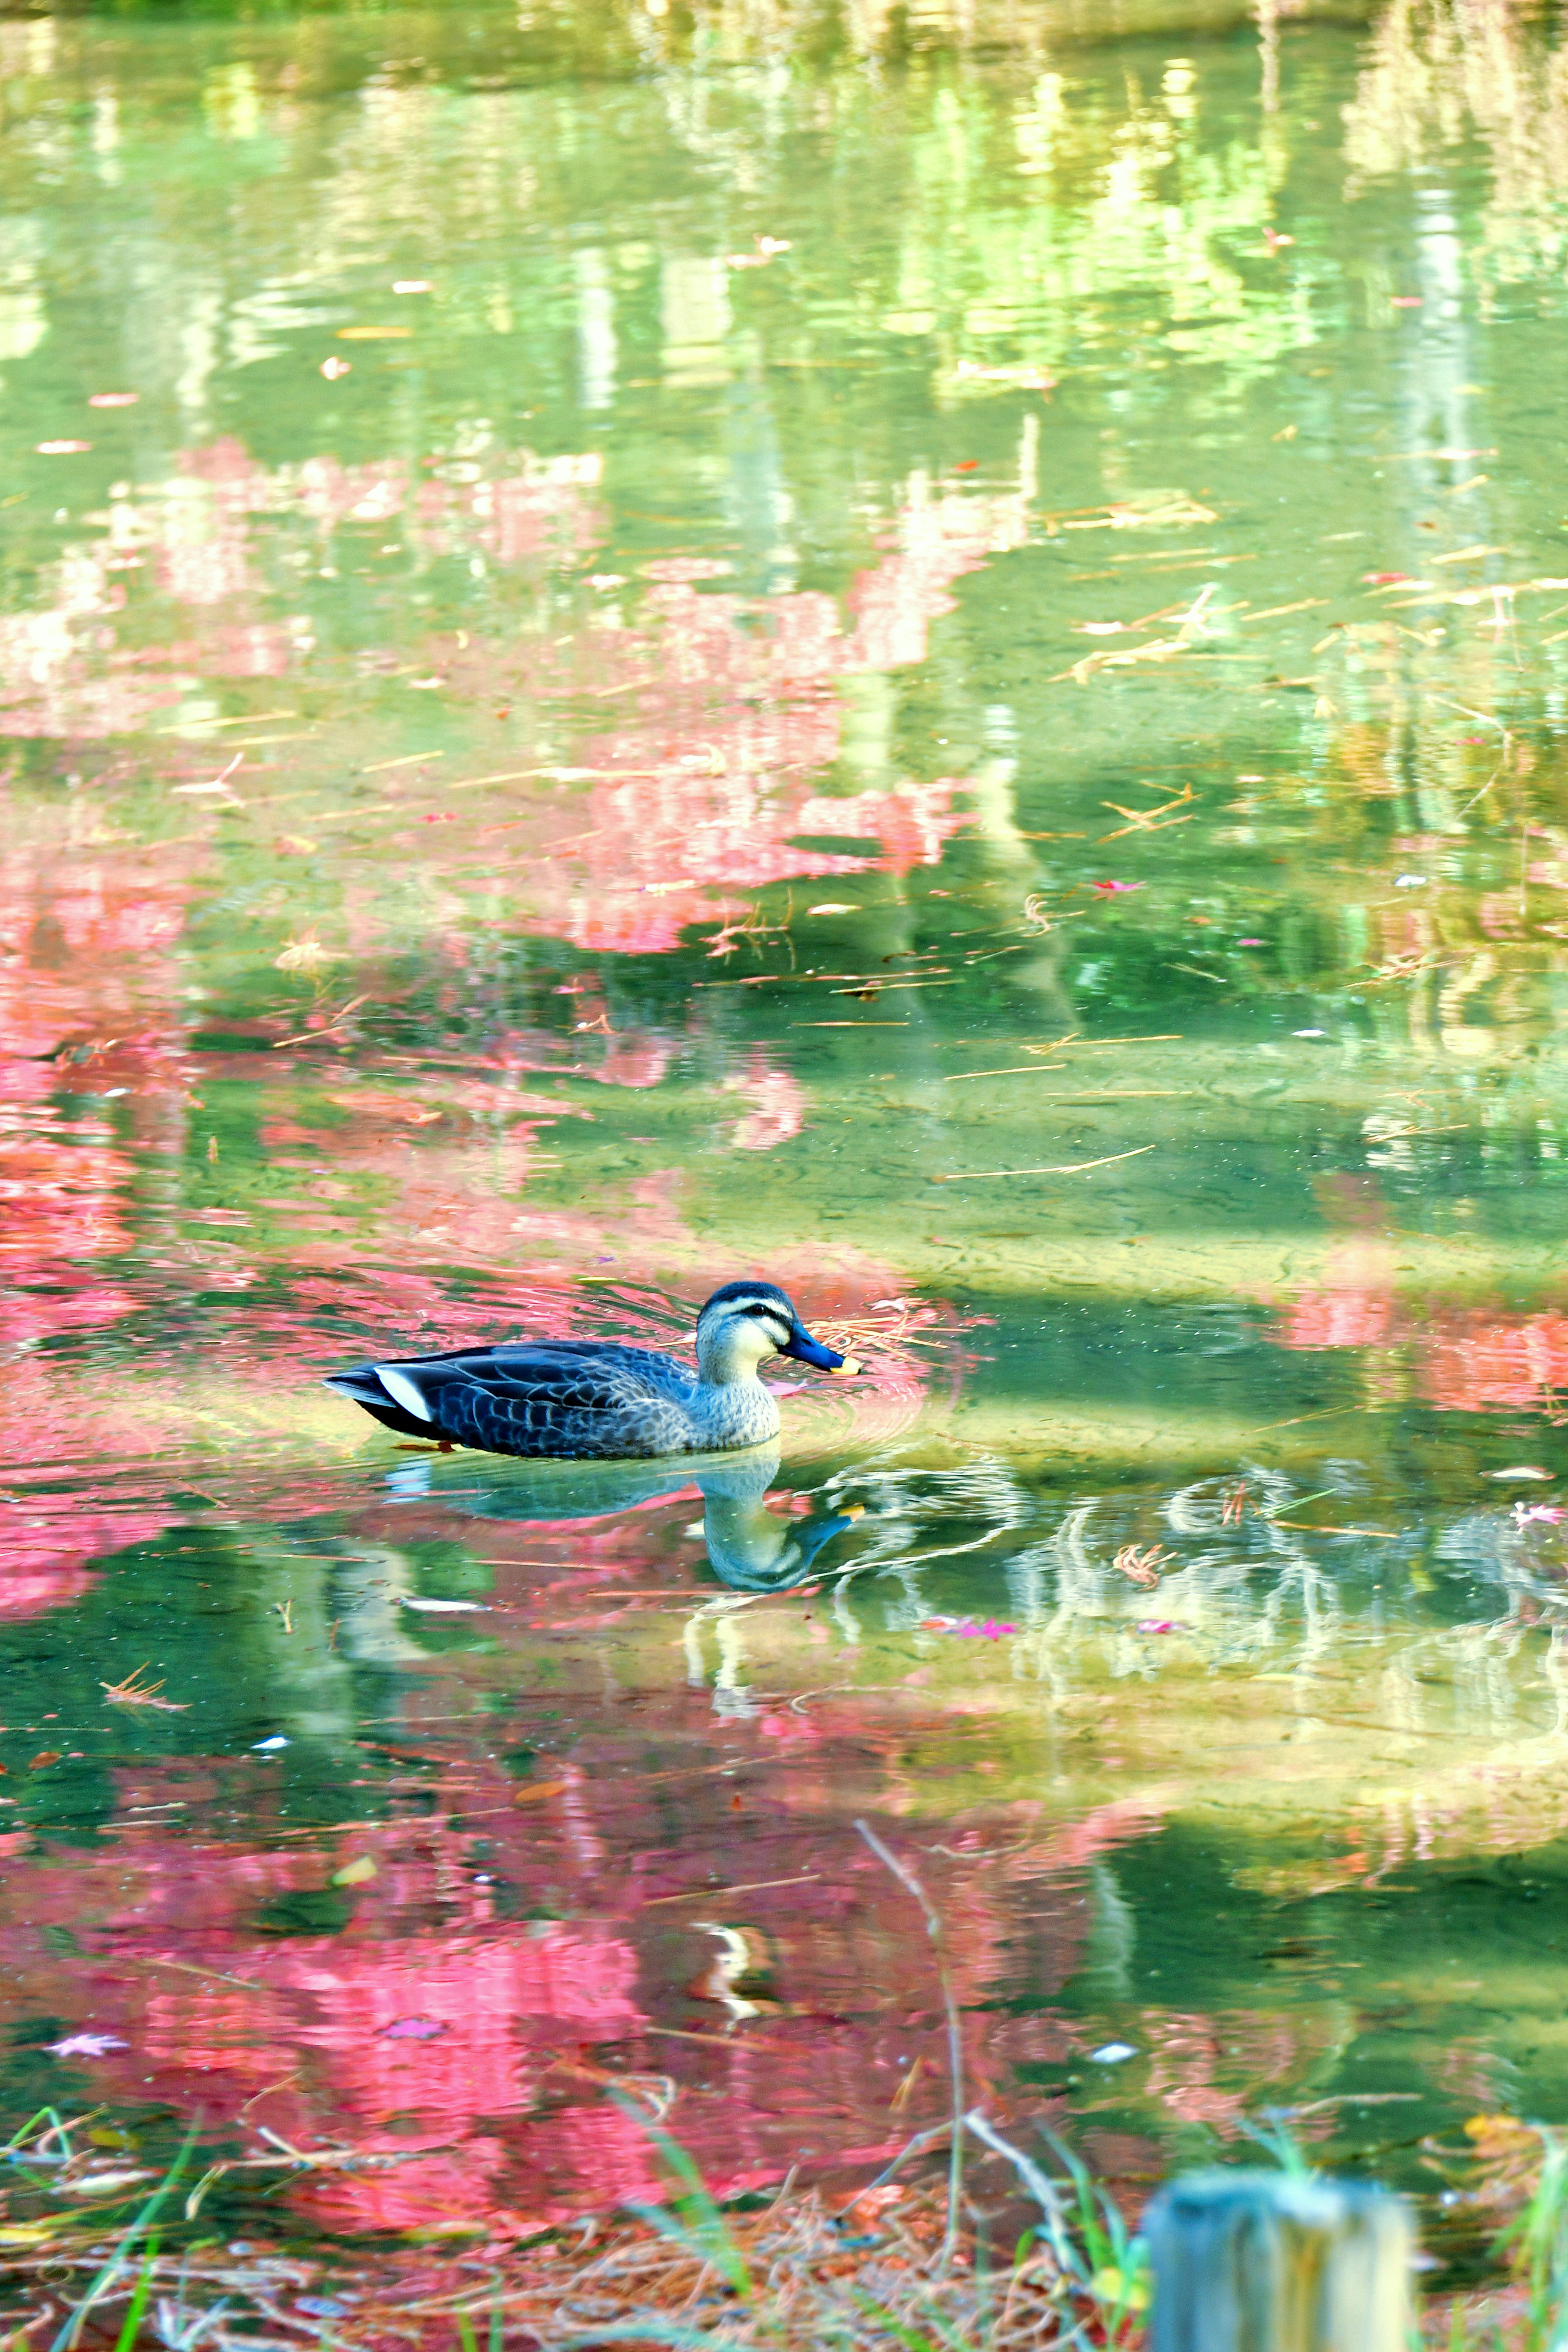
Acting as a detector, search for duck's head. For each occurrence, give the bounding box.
[695,1280,859,1384]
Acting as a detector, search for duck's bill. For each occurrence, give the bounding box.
[780,1325,860,1375]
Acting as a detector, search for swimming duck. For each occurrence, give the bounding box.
[324,1279,860,1461]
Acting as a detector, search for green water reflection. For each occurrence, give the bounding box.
[7,0,1568,2267]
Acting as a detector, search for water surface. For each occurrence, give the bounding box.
[5,0,1568,2268]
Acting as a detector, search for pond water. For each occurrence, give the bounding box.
[7,0,1568,2279]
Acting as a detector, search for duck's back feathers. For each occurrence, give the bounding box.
[325,1341,698,1459]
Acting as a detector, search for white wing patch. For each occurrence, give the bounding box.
[376,1365,434,1422]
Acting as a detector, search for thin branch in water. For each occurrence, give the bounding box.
[961,2112,1078,2278]
[854,1819,964,2274]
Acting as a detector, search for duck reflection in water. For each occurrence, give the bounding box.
[384,1441,860,1593]
[687,1446,862,1591]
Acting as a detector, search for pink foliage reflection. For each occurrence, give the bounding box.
[0,1720,1157,2235]
[1274,1176,1568,1411]
[1,439,1002,971]
[1278,1283,1568,1412]
[724,1055,806,1151]
[0,837,201,1610]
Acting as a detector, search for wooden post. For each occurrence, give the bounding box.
[1144,2169,1414,2352]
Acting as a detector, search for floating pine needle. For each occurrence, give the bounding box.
[1098,783,1198,839]
[934,1145,1156,1182]
[944,1034,1186,1076]
[1113,1543,1170,1589]
[271,993,372,1049]
[808,1301,946,1372]
[100,1664,189,1712]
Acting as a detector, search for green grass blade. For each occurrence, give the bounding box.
[609,2096,751,2299]
[622,2196,722,2260]
[621,2194,750,2298]
[1240,2113,1316,2180]
[50,2115,201,2352]
[1,2108,65,2160]
[111,2247,158,2352]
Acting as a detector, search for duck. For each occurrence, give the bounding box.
[324,1279,861,1461]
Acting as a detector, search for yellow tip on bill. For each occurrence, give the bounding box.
[830,1357,862,1377]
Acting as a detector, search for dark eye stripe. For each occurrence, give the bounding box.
[723,1298,793,1339]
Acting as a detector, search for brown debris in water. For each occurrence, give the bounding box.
[1111,1545,1169,1590]
[99,1662,189,1711]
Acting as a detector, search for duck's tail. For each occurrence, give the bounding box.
[324,1365,445,1441]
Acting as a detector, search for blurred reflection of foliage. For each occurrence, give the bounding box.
[1345,0,1568,285]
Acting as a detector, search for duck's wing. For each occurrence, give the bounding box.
[325,1341,695,1456]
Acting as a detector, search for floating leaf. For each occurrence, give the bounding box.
[512,1780,568,1805]
[274,939,338,974]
